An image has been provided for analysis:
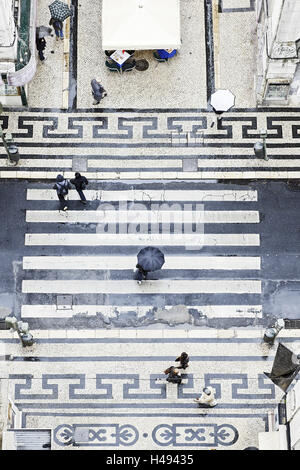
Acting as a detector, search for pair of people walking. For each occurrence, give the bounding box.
[163,352,190,384]
[162,353,218,406]
[36,18,64,63]
[53,173,88,211]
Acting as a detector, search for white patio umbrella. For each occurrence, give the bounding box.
[102,0,181,50]
[210,89,235,112]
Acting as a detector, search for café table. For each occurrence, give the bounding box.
[110,50,131,67]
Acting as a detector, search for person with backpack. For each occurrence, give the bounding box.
[53,174,71,211]
[70,172,88,204]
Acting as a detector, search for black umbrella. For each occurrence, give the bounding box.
[49,0,71,21]
[264,343,300,392]
[137,246,165,272]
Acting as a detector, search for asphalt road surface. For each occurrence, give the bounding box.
[1,179,300,330]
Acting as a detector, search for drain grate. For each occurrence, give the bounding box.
[135,59,149,71]
[56,295,73,310]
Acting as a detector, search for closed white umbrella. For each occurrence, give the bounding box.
[210,89,235,112]
[102,0,181,50]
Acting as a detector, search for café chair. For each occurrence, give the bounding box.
[122,59,136,73]
[105,60,121,73]
[153,51,168,63]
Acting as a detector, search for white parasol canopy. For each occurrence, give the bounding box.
[102,0,181,50]
[210,89,235,112]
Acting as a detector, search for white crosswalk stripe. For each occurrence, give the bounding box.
[23,255,261,270]
[22,279,262,294]
[21,304,263,318]
[26,210,260,224]
[26,189,258,202]
[22,185,262,323]
[25,233,260,246]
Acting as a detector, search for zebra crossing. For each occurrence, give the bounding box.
[21,184,262,326]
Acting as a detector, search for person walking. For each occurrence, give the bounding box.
[91,78,107,105]
[135,264,148,285]
[49,18,64,40]
[70,172,88,204]
[36,36,46,62]
[175,352,189,370]
[164,366,182,384]
[194,386,218,407]
[53,174,71,211]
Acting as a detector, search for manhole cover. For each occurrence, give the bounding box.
[135,59,149,71]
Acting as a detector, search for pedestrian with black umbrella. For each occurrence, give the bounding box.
[135,246,165,285]
[49,17,64,40]
[48,1,71,41]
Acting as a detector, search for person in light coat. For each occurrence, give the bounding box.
[194,386,218,407]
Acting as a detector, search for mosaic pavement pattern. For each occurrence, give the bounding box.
[1,110,300,179]
[2,330,297,450]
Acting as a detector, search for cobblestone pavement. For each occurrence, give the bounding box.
[2,109,300,180]
[1,329,299,450]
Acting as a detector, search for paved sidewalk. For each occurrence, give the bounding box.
[1,328,298,450]
[1,108,300,180]
[25,0,256,110]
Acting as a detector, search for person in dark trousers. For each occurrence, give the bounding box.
[91,78,107,105]
[36,37,46,62]
[49,18,64,40]
[53,174,71,211]
[70,172,88,204]
[135,264,148,285]
[164,366,182,384]
[175,352,189,370]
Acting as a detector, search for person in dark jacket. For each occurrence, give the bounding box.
[91,78,107,105]
[164,366,182,384]
[175,352,189,370]
[70,172,88,204]
[53,174,71,211]
[135,263,148,285]
[49,18,64,40]
[36,37,46,62]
